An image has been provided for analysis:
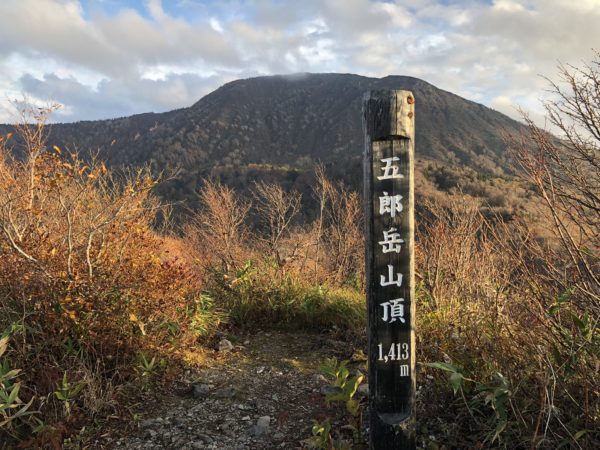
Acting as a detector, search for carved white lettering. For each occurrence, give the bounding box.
[379,192,403,217]
[377,157,404,180]
[380,298,405,323]
[377,343,410,364]
[378,227,404,253]
[380,264,403,287]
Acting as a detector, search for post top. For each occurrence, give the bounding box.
[363,90,415,140]
[363,89,414,101]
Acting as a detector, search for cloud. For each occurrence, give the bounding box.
[16,71,234,121]
[0,0,599,124]
[0,0,241,77]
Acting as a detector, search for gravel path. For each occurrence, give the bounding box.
[96,331,362,449]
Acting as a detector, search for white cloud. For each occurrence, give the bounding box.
[0,0,598,124]
[13,71,235,121]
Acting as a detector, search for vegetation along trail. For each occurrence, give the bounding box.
[98,331,367,450]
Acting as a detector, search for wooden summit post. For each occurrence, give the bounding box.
[363,90,416,449]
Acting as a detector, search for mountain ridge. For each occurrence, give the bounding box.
[1,73,528,204]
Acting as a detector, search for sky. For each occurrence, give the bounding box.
[0,0,599,125]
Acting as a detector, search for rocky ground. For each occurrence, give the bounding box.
[93,331,368,450]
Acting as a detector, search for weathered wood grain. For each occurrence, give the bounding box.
[363,90,416,450]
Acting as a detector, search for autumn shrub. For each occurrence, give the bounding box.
[416,196,530,446]
[182,178,252,276]
[506,55,599,447]
[311,166,364,287]
[415,55,600,446]
[416,194,598,449]
[0,108,206,443]
[183,174,366,333]
[251,180,302,266]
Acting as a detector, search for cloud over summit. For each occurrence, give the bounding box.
[1,0,599,123]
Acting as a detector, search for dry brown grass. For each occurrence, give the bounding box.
[416,192,598,448]
[0,107,204,444]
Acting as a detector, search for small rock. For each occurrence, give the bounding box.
[213,386,237,399]
[252,415,271,436]
[197,433,214,443]
[140,419,155,429]
[218,339,234,352]
[357,384,369,397]
[143,429,157,439]
[320,385,343,396]
[221,421,236,436]
[192,383,211,399]
[273,432,285,441]
[313,374,328,384]
[243,340,250,345]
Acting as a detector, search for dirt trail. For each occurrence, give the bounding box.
[96,331,360,450]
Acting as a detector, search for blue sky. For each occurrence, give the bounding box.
[1,0,599,124]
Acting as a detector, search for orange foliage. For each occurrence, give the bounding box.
[0,108,201,439]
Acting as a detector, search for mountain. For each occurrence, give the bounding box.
[2,73,528,205]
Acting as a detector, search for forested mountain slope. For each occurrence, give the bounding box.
[1,73,527,204]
